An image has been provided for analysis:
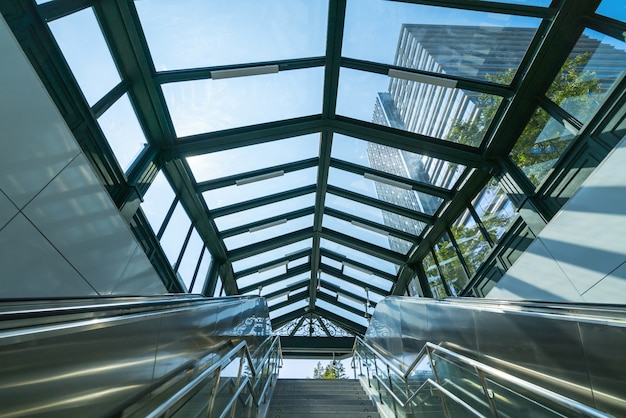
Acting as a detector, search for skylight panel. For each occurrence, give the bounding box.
[134,0,328,71]
[337,68,502,147]
[231,239,312,273]
[48,7,121,105]
[159,202,191,265]
[320,238,399,276]
[187,134,320,182]
[162,67,324,138]
[97,93,148,172]
[202,167,317,209]
[316,300,369,328]
[270,299,308,320]
[190,248,212,293]
[342,0,541,82]
[546,29,626,126]
[224,214,314,250]
[176,228,203,291]
[331,134,466,189]
[141,171,176,234]
[328,167,443,216]
[596,0,626,22]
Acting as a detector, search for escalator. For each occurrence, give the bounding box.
[353,297,626,418]
[0,295,281,418]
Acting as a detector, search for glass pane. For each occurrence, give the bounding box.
[596,0,626,24]
[48,8,121,105]
[320,238,400,276]
[480,0,550,4]
[188,134,320,182]
[317,299,369,327]
[257,272,309,296]
[338,68,502,146]
[486,377,567,418]
[97,93,148,172]
[332,134,465,189]
[270,299,308,319]
[141,171,176,234]
[176,228,203,291]
[472,178,517,243]
[433,233,469,295]
[160,202,191,265]
[328,167,443,215]
[224,214,314,250]
[343,0,540,81]
[451,208,491,277]
[322,214,413,254]
[237,266,309,289]
[163,67,324,138]
[509,107,575,187]
[203,167,317,209]
[320,273,368,298]
[231,239,312,273]
[214,193,315,231]
[423,252,448,298]
[191,248,212,293]
[546,29,626,125]
[135,0,328,71]
[325,193,426,237]
[321,255,343,270]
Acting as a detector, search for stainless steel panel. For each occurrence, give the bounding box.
[579,321,626,415]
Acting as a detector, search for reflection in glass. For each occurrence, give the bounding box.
[472,178,516,243]
[422,252,447,298]
[160,202,191,265]
[546,29,626,125]
[343,0,540,82]
[203,167,317,209]
[224,215,314,250]
[338,68,502,146]
[510,107,574,187]
[141,170,176,234]
[433,233,469,295]
[97,94,148,171]
[162,68,324,137]
[135,0,328,71]
[188,134,320,182]
[332,134,465,189]
[191,248,212,293]
[48,8,121,105]
[328,167,443,215]
[214,193,315,231]
[451,208,491,277]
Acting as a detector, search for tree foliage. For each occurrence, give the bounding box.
[313,360,348,379]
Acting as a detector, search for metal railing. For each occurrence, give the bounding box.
[353,336,613,418]
[124,335,282,418]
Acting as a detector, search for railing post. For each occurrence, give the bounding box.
[477,368,500,418]
[427,348,451,418]
[207,366,222,418]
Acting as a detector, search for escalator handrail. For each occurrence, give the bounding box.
[354,336,612,418]
[144,335,281,418]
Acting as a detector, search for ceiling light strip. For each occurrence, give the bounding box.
[248,219,288,233]
[236,170,284,186]
[211,64,279,80]
[388,68,457,89]
[364,172,413,190]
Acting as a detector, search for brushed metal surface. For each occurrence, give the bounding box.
[0,296,271,417]
[364,297,626,416]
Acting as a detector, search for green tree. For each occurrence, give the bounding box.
[312,360,348,379]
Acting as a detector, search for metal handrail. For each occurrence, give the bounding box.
[354,336,612,418]
[144,335,281,418]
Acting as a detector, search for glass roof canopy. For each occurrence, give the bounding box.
[16,0,626,337]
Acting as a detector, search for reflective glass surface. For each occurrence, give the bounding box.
[160,202,191,265]
[451,208,491,277]
[433,233,469,295]
[203,167,317,209]
[546,29,626,125]
[472,179,517,243]
[141,171,176,234]
[163,67,324,137]
[97,93,148,172]
[177,228,203,290]
[338,68,502,146]
[188,134,320,182]
[510,107,575,187]
[135,0,328,71]
[190,248,212,293]
[48,8,121,105]
[423,252,447,298]
[343,0,540,81]
[332,134,465,188]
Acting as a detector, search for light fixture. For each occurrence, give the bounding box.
[364,172,413,190]
[236,170,284,186]
[388,68,457,89]
[342,261,373,276]
[248,219,287,233]
[211,64,279,80]
[257,260,289,274]
[351,220,390,236]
